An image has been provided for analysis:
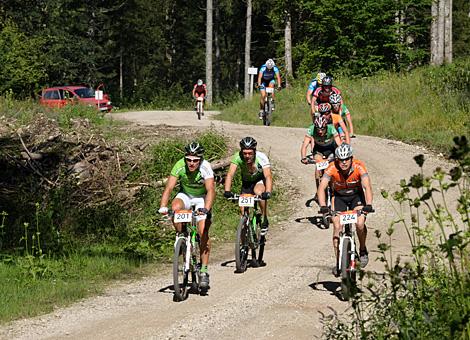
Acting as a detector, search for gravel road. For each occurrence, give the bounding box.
[0,110,449,340]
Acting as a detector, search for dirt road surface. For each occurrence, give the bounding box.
[0,110,448,339]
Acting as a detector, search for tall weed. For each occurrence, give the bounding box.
[322,136,470,339]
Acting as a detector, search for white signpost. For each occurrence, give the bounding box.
[248,66,258,99]
[95,90,103,110]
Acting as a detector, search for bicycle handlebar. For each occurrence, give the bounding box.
[227,194,262,201]
[318,208,375,215]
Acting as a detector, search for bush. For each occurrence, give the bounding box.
[322,136,470,339]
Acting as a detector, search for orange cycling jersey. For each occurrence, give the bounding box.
[323,159,369,195]
[331,113,343,128]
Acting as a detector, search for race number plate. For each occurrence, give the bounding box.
[174,210,192,223]
[339,210,358,225]
[265,87,274,94]
[238,194,255,207]
[316,160,329,170]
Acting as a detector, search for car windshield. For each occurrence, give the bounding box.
[74,88,95,98]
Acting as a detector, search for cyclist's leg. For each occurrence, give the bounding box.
[259,83,267,111]
[352,191,367,253]
[253,180,267,220]
[192,197,210,268]
[172,193,190,233]
[269,80,276,101]
[331,195,346,265]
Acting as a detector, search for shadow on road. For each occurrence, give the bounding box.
[309,281,341,298]
[294,215,329,230]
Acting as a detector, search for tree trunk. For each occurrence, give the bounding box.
[214,1,220,102]
[284,11,293,88]
[119,49,123,101]
[244,0,252,99]
[444,0,453,63]
[430,1,438,64]
[436,0,446,65]
[206,0,213,104]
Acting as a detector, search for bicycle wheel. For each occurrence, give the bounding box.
[254,214,265,264]
[173,237,190,301]
[196,101,202,120]
[235,216,249,273]
[340,237,354,301]
[264,100,272,126]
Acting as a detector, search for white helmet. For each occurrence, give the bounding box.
[335,143,353,160]
[316,72,326,84]
[197,79,203,86]
[266,59,275,69]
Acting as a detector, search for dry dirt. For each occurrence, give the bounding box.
[0,110,451,340]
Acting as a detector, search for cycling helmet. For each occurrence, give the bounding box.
[265,59,275,69]
[314,116,329,129]
[322,75,333,86]
[329,93,342,105]
[335,143,353,160]
[185,142,205,158]
[197,79,203,86]
[239,136,257,150]
[318,102,332,114]
[316,72,326,85]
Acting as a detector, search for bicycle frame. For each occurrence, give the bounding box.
[338,222,356,274]
[172,209,199,273]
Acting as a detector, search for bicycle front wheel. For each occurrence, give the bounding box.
[235,216,249,273]
[196,101,202,120]
[173,237,190,301]
[263,100,272,126]
[340,237,355,301]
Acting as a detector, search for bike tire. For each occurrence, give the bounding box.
[196,102,202,120]
[254,214,265,264]
[340,237,354,301]
[173,237,190,301]
[235,216,249,273]
[264,100,272,126]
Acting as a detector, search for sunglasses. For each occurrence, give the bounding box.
[338,157,352,163]
[185,157,201,163]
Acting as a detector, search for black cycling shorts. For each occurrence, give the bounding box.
[333,191,365,212]
[241,180,265,194]
[313,142,336,159]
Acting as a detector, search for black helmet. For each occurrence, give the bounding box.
[184,142,204,158]
[239,136,257,150]
[322,75,333,86]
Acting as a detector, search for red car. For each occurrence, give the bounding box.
[39,85,113,112]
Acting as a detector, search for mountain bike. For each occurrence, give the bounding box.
[195,96,204,120]
[306,153,333,227]
[168,207,203,301]
[332,208,374,301]
[262,87,275,126]
[228,194,265,273]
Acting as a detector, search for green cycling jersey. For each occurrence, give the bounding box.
[230,151,270,183]
[306,124,338,146]
[170,158,214,196]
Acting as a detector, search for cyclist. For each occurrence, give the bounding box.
[257,59,282,119]
[306,72,326,115]
[329,93,355,138]
[158,142,215,289]
[311,75,341,114]
[300,115,341,201]
[192,79,207,114]
[224,137,273,235]
[318,102,350,144]
[317,143,374,276]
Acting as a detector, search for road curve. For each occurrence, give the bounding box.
[0,110,449,340]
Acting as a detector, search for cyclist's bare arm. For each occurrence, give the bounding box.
[276,74,282,88]
[160,175,178,208]
[361,175,373,205]
[204,177,216,210]
[311,97,318,114]
[339,120,350,144]
[192,88,196,98]
[300,135,313,160]
[333,134,342,147]
[317,176,330,207]
[306,89,313,106]
[224,163,238,192]
[346,113,354,135]
[262,167,273,193]
[257,74,263,87]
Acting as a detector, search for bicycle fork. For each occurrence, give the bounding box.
[338,234,357,274]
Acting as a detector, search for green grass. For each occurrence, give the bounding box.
[217,60,470,151]
[0,253,140,323]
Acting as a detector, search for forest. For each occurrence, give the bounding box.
[0,0,469,106]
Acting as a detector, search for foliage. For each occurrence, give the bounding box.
[3,0,468,104]
[322,136,470,339]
